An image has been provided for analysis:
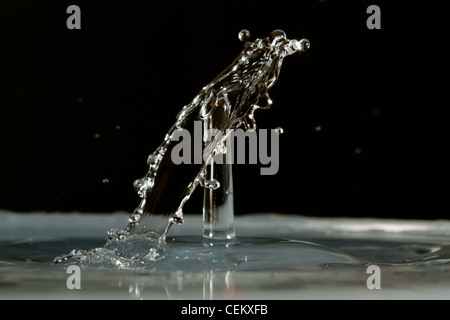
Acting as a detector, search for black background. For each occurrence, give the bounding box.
[0,1,446,219]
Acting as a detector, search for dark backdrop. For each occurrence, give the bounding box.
[0,1,446,219]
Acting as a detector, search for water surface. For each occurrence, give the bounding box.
[1,212,449,299]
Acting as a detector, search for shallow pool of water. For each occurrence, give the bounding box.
[1,211,450,299]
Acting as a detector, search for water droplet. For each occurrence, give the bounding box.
[354,148,362,155]
[238,29,251,42]
[144,248,161,261]
[269,29,286,41]
[200,178,221,190]
[128,212,141,224]
[216,143,227,154]
[172,215,184,224]
[205,179,220,190]
[147,154,158,166]
[274,127,284,135]
[256,93,273,109]
[315,125,322,132]
[116,125,121,130]
[134,177,153,198]
[77,97,84,103]
[133,178,146,191]
[285,38,310,55]
[298,38,310,52]
[243,112,257,132]
[94,133,101,139]
[102,178,110,184]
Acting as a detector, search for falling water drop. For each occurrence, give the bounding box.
[200,178,221,190]
[147,154,159,166]
[238,29,251,42]
[133,178,146,191]
[298,38,310,52]
[205,179,220,190]
[274,127,284,135]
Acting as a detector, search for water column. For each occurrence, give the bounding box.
[200,29,252,243]
[202,119,236,242]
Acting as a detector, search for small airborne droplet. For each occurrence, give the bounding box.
[274,127,284,135]
[147,154,158,166]
[315,125,322,132]
[203,179,220,190]
[102,178,110,184]
[298,38,310,52]
[94,133,101,139]
[354,148,362,155]
[207,179,220,190]
[238,29,251,42]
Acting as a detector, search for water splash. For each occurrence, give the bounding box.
[54,230,166,267]
[127,29,310,238]
[54,29,310,266]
